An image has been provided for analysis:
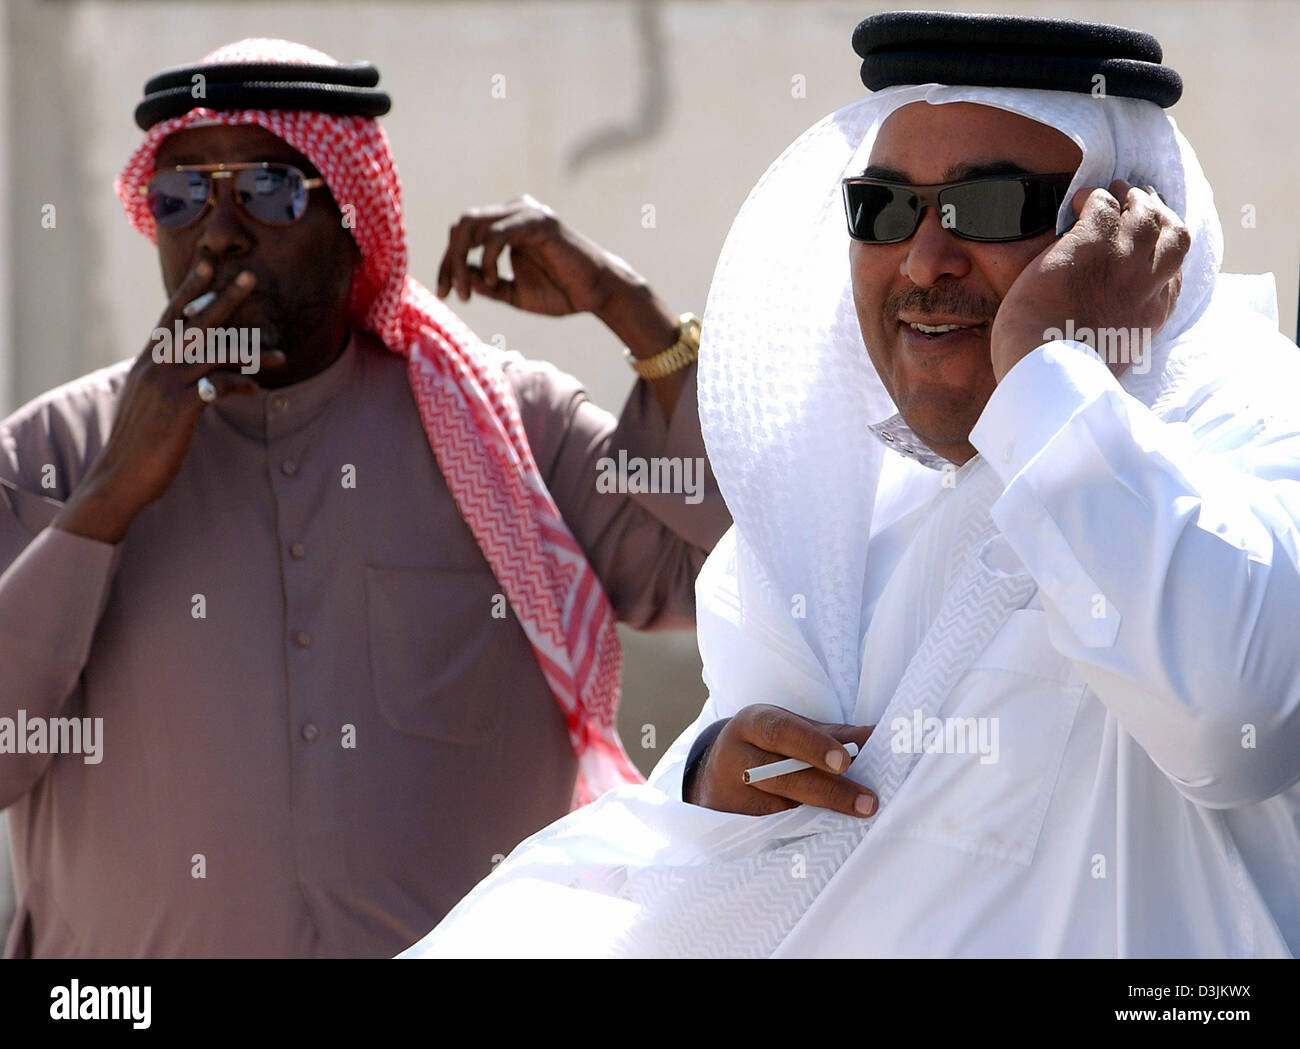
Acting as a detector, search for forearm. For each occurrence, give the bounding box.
[588,509,713,630]
[971,339,1300,807]
[51,473,141,545]
[520,355,729,629]
[582,414,729,629]
[643,678,729,802]
[680,718,731,804]
[604,363,730,551]
[0,524,120,806]
[593,270,684,422]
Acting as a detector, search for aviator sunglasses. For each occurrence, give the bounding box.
[142,161,326,230]
[841,171,1076,244]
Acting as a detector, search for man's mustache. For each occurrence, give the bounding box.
[884,282,1000,325]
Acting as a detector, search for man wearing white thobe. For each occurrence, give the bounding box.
[403,12,1300,958]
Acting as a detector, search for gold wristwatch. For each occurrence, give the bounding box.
[624,312,701,380]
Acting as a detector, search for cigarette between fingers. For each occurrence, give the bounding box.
[183,291,218,317]
[743,741,861,785]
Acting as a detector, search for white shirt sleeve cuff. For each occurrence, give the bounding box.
[970,340,1122,485]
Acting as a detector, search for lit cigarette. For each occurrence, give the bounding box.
[183,291,218,317]
[742,742,860,785]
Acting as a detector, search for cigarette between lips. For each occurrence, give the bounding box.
[182,291,218,317]
[743,741,860,785]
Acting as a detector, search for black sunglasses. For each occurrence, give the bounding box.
[841,171,1076,244]
[142,161,326,230]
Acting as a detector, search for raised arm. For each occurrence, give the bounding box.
[439,196,732,628]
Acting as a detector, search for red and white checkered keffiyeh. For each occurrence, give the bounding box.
[116,38,642,807]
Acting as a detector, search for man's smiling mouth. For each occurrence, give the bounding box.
[898,317,989,339]
[910,322,971,334]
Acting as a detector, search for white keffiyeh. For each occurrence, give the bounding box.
[400,84,1300,958]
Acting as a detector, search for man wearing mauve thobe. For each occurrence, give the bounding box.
[0,39,728,957]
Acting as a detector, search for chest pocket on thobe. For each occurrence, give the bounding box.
[365,565,516,744]
[883,606,1087,867]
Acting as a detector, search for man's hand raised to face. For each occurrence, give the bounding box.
[52,261,286,546]
[989,179,1189,383]
[686,704,877,818]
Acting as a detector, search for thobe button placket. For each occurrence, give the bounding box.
[247,335,358,891]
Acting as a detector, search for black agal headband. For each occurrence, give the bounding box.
[134,59,391,130]
[853,10,1183,108]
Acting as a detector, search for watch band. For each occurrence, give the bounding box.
[624,312,701,380]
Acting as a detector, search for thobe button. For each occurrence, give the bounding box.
[301,722,320,743]
[289,542,305,560]
[1002,443,1015,464]
[270,394,289,413]
[281,459,299,477]
[294,630,312,648]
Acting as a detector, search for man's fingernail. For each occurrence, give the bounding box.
[826,749,845,772]
[855,794,876,816]
[195,261,212,278]
[236,271,256,289]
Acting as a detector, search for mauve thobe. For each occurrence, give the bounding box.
[0,328,729,957]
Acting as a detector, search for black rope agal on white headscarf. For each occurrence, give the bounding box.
[853,10,1183,108]
[133,59,391,130]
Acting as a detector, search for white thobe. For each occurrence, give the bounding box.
[652,337,1300,957]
